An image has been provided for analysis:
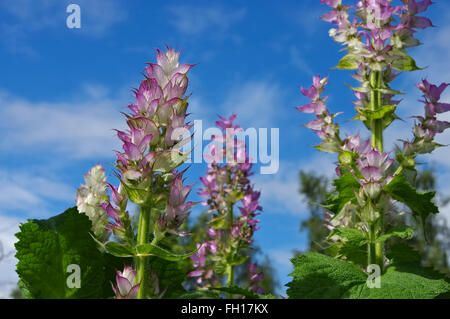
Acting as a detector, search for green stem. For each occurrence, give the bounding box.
[368,70,384,270]
[136,205,151,299]
[225,201,234,298]
[370,71,383,153]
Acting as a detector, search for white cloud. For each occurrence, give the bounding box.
[166,4,246,36]
[0,170,74,215]
[221,81,284,128]
[0,215,22,299]
[290,46,314,75]
[253,155,335,216]
[0,86,125,159]
[0,0,127,55]
[268,249,295,270]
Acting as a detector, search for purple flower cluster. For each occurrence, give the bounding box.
[321,0,433,116]
[403,79,450,157]
[110,47,196,238]
[248,263,265,294]
[297,75,342,153]
[189,115,263,292]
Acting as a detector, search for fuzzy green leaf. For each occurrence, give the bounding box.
[384,174,439,222]
[120,181,150,205]
[105,242,136,257]
[328,228,368,266]
[325,173,360,215]
[286,252,450,299]
[15,207,123,299]
[376,226,414,243]
[334,54,359,70]
[136,243,200,261]
[391,53,421,71]
[152,150,189,173]
[148,257,189,298]
[314,141,341,153]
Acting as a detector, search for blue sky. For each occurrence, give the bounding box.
[0,0,450,297]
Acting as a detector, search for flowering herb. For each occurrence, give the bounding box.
[288,0,450,298]
[190,114,265,295]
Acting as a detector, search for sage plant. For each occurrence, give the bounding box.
[297,0,448,270]
[76,48,197,299]
[190,114,265,294]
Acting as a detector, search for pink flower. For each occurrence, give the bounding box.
[111,266,140,299]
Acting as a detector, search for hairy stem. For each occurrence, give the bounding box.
[136,205,151,299]
[225,201,234,297]
[368,70,384,270]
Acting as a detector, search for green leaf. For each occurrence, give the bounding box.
[333,54,359,70]
[383,174,439,222]
[209,216,228,229]
[314,141,341,153]
[152,150,189,173]
[338,151,353,165]
[328,228,367,245]
[325,173,360,215]
[376,226,414,243]
[364,105,397,120]
[286,253,367,298]
[15,207,124,298]
[120,181,150,205]
[228,254,249,266]
[177,290,220,299]
[286,252,450,299]
[105,242,136,257]
[391,52,421,71]
[374,87,404,95]
[136,243,200,261]
[148,257,189,298]
[328,228,368,266]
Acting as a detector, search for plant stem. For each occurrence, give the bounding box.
[368,70,384,270]
[370,71,383,153]
[225,201,234,298]
[136,205,151,299]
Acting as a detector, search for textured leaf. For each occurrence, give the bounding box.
[384,174,439,222]
[325,173,360,215]
[105,242,136,257]
[136,243,200,261]
[15,207,123,299]
[391,52,421,71]
[152,150,189,173]
[148,257,189,298]
[177,290,220,299]
[314,141,341,153]
[286,252,450,299]
[376,226,414,243]
[286,253,366,299]
[120,181,150,205]
[334,54,359,70]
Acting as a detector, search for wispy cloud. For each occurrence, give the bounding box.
[253,155,335,216]
[166,4,246,37]
[0,0,127,55]
[0,85,126,159]
[221,81,284,128]
[0,169,74,215]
